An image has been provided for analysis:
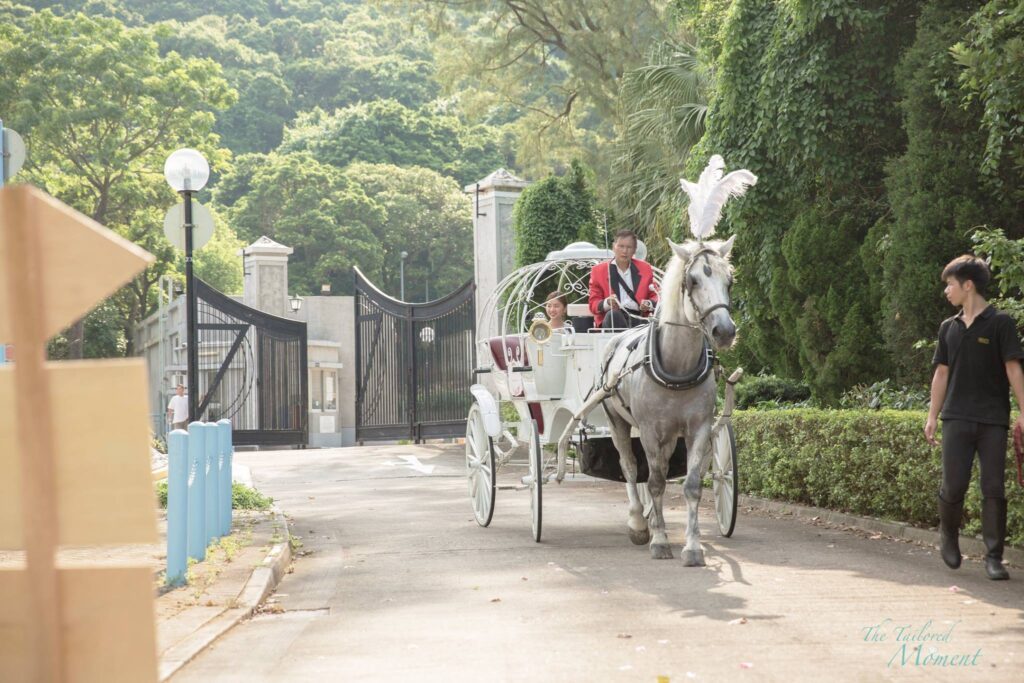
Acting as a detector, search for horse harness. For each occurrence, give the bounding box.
[594,249,729,423]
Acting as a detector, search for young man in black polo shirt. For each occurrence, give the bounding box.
[925,255,1024,580]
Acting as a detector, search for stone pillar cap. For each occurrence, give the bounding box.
[241,236,293,257]
[464,168,530,194]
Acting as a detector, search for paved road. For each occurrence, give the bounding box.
[174,445,1023,682]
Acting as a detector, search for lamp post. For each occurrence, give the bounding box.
[399,251,409,301]
[164,148,210,423]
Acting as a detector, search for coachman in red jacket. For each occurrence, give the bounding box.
[588,229,659,329]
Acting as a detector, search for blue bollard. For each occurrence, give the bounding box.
[218,419,233,536]
[186,421,206,561]
[204,423,220,546]
[166,430,189,586]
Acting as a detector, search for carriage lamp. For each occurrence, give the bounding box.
[289,294,303,314]
[528,319,554,344]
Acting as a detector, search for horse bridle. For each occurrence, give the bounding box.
[660,249,732,336]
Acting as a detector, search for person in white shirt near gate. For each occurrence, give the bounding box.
[166,384,189,431]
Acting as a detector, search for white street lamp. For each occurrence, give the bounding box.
[164,148,209,422]
[163,148,210,192]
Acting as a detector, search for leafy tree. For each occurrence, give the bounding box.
[341,163,474,301]
[691,0,921,400]
[867,0,1023,385]
[951,0,1024,203]
[224,152,384,296]
[609,40,707,264]
[281,99,507,186]
[512,161,597,267]
[0,9,234,356]
[389,0,676,175]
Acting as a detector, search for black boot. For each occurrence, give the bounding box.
[937,495,963,569]
[982,497,1009,580]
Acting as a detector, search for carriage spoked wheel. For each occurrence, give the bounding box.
[528,418,543,542]
[711,422,738,537]
[465,403,496,527]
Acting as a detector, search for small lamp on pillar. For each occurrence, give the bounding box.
[399,250,409,301]
[164,148,210,423]
[289,294,304,315]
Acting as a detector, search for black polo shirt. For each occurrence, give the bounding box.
[933,305,1024,426]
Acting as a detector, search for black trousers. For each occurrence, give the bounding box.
[601,309,645,330]
[940,419,1007,502]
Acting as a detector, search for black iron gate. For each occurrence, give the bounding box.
[194,278,308,446]
[354,268,475,442]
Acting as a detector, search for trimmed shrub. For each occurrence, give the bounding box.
[155,481,273,511]
[735,375,811,410]
[734,409,1024,546]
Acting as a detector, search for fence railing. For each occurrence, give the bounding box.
[165,419,233,585]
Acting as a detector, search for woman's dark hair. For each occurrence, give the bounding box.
[942,255,991,297]
[545,290,568,307]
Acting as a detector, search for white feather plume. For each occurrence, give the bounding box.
[680,155,757,240]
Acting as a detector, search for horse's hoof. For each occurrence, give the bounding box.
[650,543,674,560]
[628,527,651,545]
[681,549,705,567]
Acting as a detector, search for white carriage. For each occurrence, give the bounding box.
[465,241,741,542]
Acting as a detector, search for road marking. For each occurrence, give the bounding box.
[382,455,435,475]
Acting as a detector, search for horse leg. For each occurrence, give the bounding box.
[639,428,674,559]
[608,414,648,546]
[680,424,712,567]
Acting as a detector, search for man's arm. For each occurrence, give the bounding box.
[1006,360,1024,434]
[925,364,948,446]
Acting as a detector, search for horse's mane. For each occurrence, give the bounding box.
[658,254,687,325]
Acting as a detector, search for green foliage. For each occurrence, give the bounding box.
[971,228,1024,328]
[868,1,1024,386]
[224,151,384,296]
[339,162,474,301]
[692,0,920,400]
[512,161,598,267]
[839,379,929,410]
[398,0,676,178]
[0,9,234,356]
[735,409,1024,546]
[609,40,707,261]
[952,0,1024,201]
[155,480,273,510]
[735,375,812,410]
[281,100,506,187]
[231,482,273,510]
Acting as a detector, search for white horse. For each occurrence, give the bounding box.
[600,236,737,563]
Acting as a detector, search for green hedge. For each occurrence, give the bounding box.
[733,409,1024,547]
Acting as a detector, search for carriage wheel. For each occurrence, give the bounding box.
[465,403,496,527]
[711,422,738,537]
[528,419,543,542]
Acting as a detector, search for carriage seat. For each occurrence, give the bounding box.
[487,335,529,371]
[567,303,593,333]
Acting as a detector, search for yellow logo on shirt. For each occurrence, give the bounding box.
[978,337,990,344]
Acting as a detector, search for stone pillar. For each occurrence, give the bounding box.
[241,236,293,317]
[464,169,529,342]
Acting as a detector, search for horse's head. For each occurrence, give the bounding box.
[663,236,737,349]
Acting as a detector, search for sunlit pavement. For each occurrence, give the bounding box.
[173,444,1024,682]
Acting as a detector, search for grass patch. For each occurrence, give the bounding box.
[155,481,273,511]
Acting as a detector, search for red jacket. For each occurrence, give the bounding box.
[588,259,659,327]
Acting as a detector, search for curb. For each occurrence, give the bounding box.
[158,505,292,682]
[738,494,1024,567]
